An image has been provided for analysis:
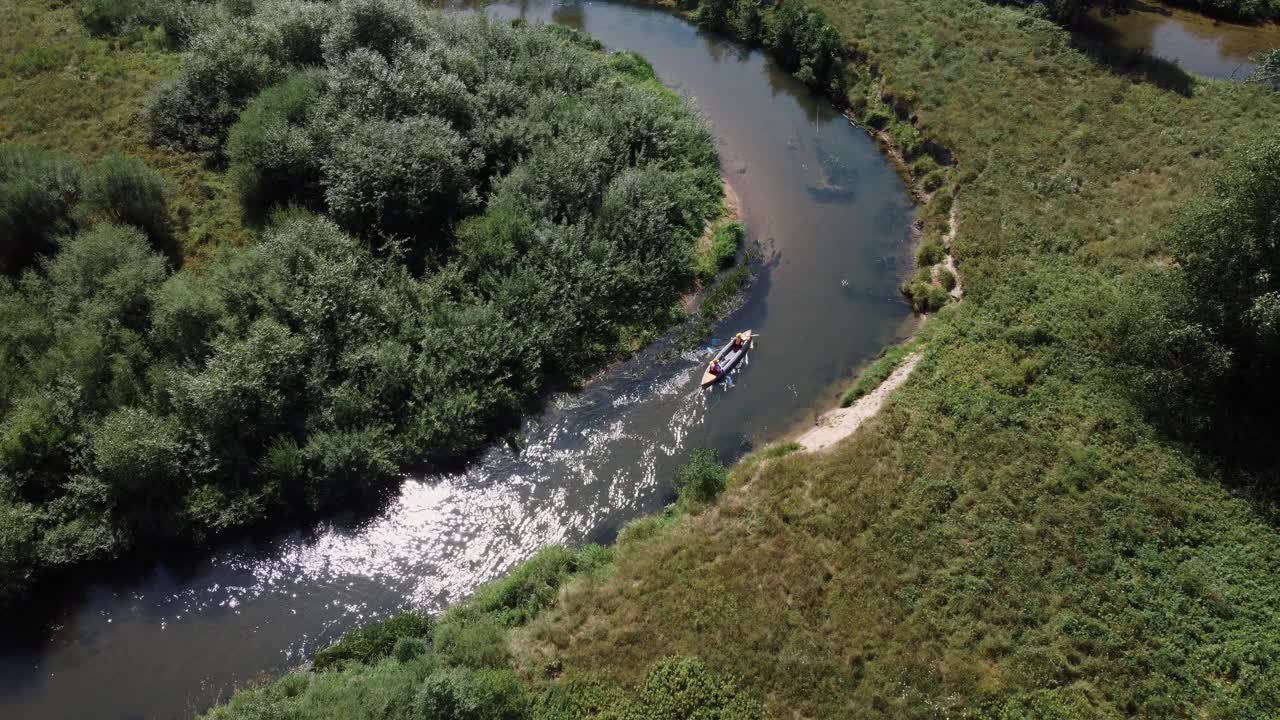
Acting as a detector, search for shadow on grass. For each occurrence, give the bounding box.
[1071,13,1196,97]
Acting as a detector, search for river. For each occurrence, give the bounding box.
[1088,0,1280,79]
[0,2,916,718]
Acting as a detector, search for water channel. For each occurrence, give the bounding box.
[0,2,917,718]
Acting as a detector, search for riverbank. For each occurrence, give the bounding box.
[515,0,1280,716]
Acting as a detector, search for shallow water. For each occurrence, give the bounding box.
[0,3,915,718]
[1090,0,1280,79]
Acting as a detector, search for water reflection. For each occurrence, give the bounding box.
[0,3,914,719]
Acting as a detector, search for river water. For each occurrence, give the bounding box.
[0,2,915,718]
[1089,0,1280,79]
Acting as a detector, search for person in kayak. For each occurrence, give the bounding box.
[730,332,746,351]
[709,359,722,376]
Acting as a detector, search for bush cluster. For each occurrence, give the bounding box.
[0,5,721,608]
[0,147,178,275]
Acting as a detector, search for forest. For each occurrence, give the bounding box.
[0,0,722,608]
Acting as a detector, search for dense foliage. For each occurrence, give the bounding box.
[0,3,721,608]
[692,0,850,94]
[1108,142,1280,450]
[0,147,179,274]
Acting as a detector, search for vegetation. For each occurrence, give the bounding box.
[1250,48,1280,85]
[0,2,724,608]
[695,220,744,280]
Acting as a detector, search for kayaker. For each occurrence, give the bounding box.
[730,332,745,351]
[710,359,722,376]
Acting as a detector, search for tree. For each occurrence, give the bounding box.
[1172,142,1280,381]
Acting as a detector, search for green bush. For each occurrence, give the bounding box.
[227,71,326,219]
[393,637,428,663]
[759,441,802,459]
[916,241,946,267]
[84,154,178,263]
[633,657,766,720]
[673,448,729,507]
[922,168,946,192]
[432,614,511,671]
[415,668,527,720]
[616,514,676,551]
[0,147,82,275]
[937,266,957,291]
[901,278,950,314]
[312,612,434,671]
[468,545,614,627]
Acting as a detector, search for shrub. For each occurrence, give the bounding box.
[227,71,326,219]
[862,101,893,130]
[312,612,434,671]
[759,441,802,459]
[937,266,957,291]
[916,241,946,267]
[617,514,676,551]
[322,114,478,251]
[841,343,913,407]
[393,636,428,662]
[146,24,288,153]
[902,278,950,314]
[415,668,527,720]
[432,614,511,670]
[673,448,729,506]
[84,155,178,264]
[912,155,940,178]
[0,147,82,275]
[889,121,922,159]
[634,657,766,720]
[77,0,135,35]
[922,169,946,192]
[710,221,743,271]
[89,407,184,499]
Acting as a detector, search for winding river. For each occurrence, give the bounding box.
[0,2,917,718]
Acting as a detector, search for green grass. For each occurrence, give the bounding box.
[0,0,244,263]
[695,219,745,280]
[839,341,916,407]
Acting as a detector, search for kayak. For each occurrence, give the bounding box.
[701,330,753,387]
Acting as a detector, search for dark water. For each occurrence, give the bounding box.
[0,3,915,718]
[1090,0,1280,79]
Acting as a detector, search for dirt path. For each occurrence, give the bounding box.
[795,353,920,452]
